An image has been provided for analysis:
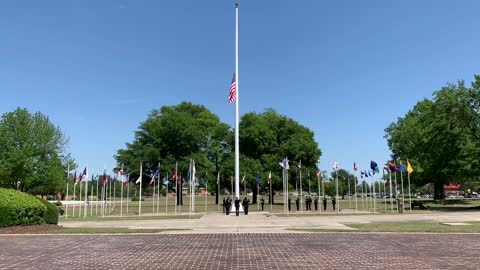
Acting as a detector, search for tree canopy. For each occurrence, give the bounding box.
[0,108,72,195]
[385,75,480,199]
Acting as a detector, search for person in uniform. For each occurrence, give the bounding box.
[332,196,337,211]
[288,197,291,211]
[295,197,300,211]
[314,196,318,211]
[260,197,265,211]
[222,197,226,213]
[225,197,231,215]
[322,197,327,211]
[242,197,249,215]
[234,197,240,216]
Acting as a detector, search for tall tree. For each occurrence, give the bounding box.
[385,76,480,199]
[0,108,71,195]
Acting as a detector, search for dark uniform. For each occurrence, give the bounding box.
[225,197,231,215]
[222,197,226,213]
[322,197,327,211]
[260,197,265,211]
[314,197,318,211]
[295,197,300,211]
[288,198,291,211]
[332,197,337,211]
[234,197,240,216]
[242,197,249,215]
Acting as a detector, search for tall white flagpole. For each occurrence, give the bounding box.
[299,165,303,212]
[166,173,169,213]
[126,178,129,215]
[65,164,69,219]
[109,175,112,214]
[90,173,94,216]
[354,175,358,213]
[139,162,143,216]
[175,162,178,215]
[153,172,156,215]
[371,173,376,213]
[234,1,240,201]
[408,170,412,214]
[84,167,88,219]
[79,178,82,217]
[389,169,394,213]
[73,180,76,217]
[157,170,160,215]
[400,162,405,214]
[121,175,124,216]
[394,171,398,213]
[205,172,208,212]
[335,171,339,213]
[96,174,99,216]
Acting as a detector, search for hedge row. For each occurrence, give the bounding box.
[0,188,58,227]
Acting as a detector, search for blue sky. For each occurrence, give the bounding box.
[1,0,479,176]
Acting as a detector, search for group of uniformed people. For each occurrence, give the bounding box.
[223,196,250,216]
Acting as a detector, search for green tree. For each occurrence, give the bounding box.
[385,76,480,199]
[0,108,72,195]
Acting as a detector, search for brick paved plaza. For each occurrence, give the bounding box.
[1,233,479,270]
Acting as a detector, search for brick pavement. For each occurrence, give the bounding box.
[1,233,479,270]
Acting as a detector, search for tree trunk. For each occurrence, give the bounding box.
[433,182,445,200]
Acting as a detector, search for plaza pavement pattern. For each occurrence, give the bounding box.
[1,233,479,269]
[60,211,480,233]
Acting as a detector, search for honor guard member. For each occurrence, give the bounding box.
[288,197,291,211]
[322,197,327,211]
[314,196,319,211]
[332,196,337,211]
[295,197,300,211]
[234,197,241,216]
[242,197,249,215]
[225,197,231,215]
[222,197,226,213]
[260,197,265,211]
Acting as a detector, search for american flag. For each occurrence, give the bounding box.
[228,73,236,103]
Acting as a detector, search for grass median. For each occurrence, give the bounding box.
[47,227,191,234]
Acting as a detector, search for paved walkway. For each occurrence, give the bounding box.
[60,211,480,233]
[1,233,479,269]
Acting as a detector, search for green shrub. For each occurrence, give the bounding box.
[131,196,145,202]
[35,197,59,224]
[0,188,47,227]
[53,201,62,206]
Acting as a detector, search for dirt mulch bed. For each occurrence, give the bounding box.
[0,224,63,234]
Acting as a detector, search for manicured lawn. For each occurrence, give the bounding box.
[60,214,201,222]
[47,227,190,234]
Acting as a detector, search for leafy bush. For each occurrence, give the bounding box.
[35,197,59,224]
[53,201,62,206]
[131,196,145,202]
[0,188,47,227]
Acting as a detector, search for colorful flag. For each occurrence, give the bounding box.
[256,174,260,185]
[370,160,379,174]
[102,169,107,186]
[268,171,272,184]
[149,173,155,185]
[316,168,320,177]
[399,164,407,173]
[228,73,236,103]
[217,172,220,185]
[279,157,290,170]
[407,160,414,174]
[333,162,338,171]
[360,171,364,178]
[353,162,358,171]
[192,160,196,185]
[118,163,124,177]
[241,175,245,184]
[297,160,302,170]
[230,176,234,186]
[388,161,397,172]
[135,174,142,184]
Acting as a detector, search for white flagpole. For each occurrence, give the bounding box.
[234,1,240,201]
[384,180,387,212]
[96,174,99,216]
[139,162,143,216]
[90,174,94,216]
[360,180,364,210]
[84,169,88,219]
[335,170,339,213]
[73,180,76,217]
[153,173,156,215]
[205,173,208,212]
[394,170,398,213]
[389,169,394,213]
[371,173,376,213]
[113,178,116,213]
[354,175,358,213]
[79,179,82,217]
[65,164,69,219]
[318,172,321,213]
[300,166,303,212]
[126,179,129,215]
[166,173,169,213]
[109,176,112,214]
[121,176,124,216]
[408,170,412,214]
[400,162,405,214]
[347,174,351,209]
[157,170,160,216]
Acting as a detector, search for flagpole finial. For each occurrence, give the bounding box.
[235,1,239,7]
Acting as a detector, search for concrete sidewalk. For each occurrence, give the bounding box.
[60,211,480,233]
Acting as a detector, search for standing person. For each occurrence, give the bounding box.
[225,197,231,215]
[260,197,265,211]
[323,197,327,211]
[295,197,300,211]
[242,197,249,215]
[332,196,337,211]
[222,197,226,213]
[234,197,240,216]
[314,196,318,211]
[288,197,291,211]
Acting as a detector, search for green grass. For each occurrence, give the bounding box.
[287,221,480,233]
[60,214,202,222]
[47,227,191,234]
